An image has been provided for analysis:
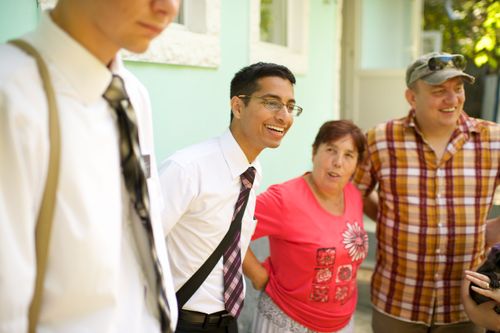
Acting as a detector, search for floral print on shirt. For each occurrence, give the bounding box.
[308,221,368,304]
[342,221,368,262]
[334,285,350,305]
[336,264,352,283]
[309,247,336,302]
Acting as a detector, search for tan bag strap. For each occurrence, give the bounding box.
[8,39,61,333]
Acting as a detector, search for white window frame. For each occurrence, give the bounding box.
[39,0,221,68]
[250,0,309,74]
[421,30,442,54]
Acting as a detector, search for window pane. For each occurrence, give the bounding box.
[361,0,414,69]
[260,0,288,46]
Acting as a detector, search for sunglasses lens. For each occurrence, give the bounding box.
[428,57,440,70]
[428,55,466,71]
[452,55,466,70]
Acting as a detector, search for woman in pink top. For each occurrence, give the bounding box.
[243,120,369,333]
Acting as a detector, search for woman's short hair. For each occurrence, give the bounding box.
[312,120,367,164]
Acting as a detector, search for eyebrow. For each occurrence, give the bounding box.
[432,78,465,89]
[259,93,296,103]
[325,142,357,154]
[431,82,464,90]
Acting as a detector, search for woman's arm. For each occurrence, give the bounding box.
[461,271,500,331]
[464,270,500,304]
[243,248,269,291]
[362,191,379,222]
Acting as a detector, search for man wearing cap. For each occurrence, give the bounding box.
[353,52,500,333]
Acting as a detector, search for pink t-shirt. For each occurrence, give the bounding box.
[252,175,368,332]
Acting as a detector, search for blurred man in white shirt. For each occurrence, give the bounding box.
[0,1,180,332]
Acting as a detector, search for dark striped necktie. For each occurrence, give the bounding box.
[223,166,256,318]
[103,74,172,333]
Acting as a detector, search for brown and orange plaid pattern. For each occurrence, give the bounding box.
[353,110,500,325]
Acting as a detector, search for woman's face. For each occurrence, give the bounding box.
[311,135,359,194]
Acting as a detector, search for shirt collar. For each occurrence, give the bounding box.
[456,111,481,134]
[24,11,113,105]
[219,129,262,182]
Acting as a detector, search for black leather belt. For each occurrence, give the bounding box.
[179,309,234,328]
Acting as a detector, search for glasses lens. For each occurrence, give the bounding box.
[264,100,283,111]
[256,96,302,116]
[428,55,466,71]
[452,55,466,70]
[291,106,303,117]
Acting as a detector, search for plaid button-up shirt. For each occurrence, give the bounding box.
[353,110,500,325]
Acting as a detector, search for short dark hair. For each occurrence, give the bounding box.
[312,120,367,165]
[229,62,296,122]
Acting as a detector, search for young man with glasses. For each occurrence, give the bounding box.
[0,0,180,332]
[159,62,300,332]
[353,52,500,333]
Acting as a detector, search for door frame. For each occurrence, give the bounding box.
[340,0,423,130]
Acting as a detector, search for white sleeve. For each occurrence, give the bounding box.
[0,79,48,332]
[158,158,197,236]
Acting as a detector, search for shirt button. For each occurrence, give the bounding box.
[436,248,441,254]
[436,193,442,198]
[435,273,440,279]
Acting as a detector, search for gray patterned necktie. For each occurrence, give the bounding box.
[223,166,256,318]
[103,74,172,333]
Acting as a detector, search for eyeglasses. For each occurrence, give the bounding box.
[238,95,303,117]
[424,54,467,71]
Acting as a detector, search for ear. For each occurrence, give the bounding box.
[405,88,417,109]
[230,96,243,120]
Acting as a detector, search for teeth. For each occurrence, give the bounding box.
[441,108,455,112]
[266,125,284,133]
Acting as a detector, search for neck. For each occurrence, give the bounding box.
[229,125,261,163]
[414,111,458,142]
[415,120,456,162]
[305,173,344,215]
[422,128,455,143]
[50,4,117,65]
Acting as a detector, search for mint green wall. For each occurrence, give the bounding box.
[130,0,339,190]
[0,0,39,42]
[256,0,338,189]
[0,0,338,191]
[127,0,253,163]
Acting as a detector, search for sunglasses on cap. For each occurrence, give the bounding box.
[406,53,474,87]
[424,54,466,71]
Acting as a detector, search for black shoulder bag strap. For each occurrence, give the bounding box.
[175,197,251,310]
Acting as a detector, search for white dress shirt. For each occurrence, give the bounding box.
[159,129,261,314]
[0,12,177,333]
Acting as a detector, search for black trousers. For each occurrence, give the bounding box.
[175,310,239,333]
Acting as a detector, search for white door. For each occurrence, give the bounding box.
[341,0,423,130]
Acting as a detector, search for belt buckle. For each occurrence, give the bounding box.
[217,313,233,327]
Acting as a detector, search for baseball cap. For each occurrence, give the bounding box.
[405,52,475,87]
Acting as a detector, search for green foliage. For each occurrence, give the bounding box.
[260,0,273,43]
[424,0,500,73]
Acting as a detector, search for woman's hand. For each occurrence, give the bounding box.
[465,270,500,304]
[461,272,500,331]
[243,248,269,291]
